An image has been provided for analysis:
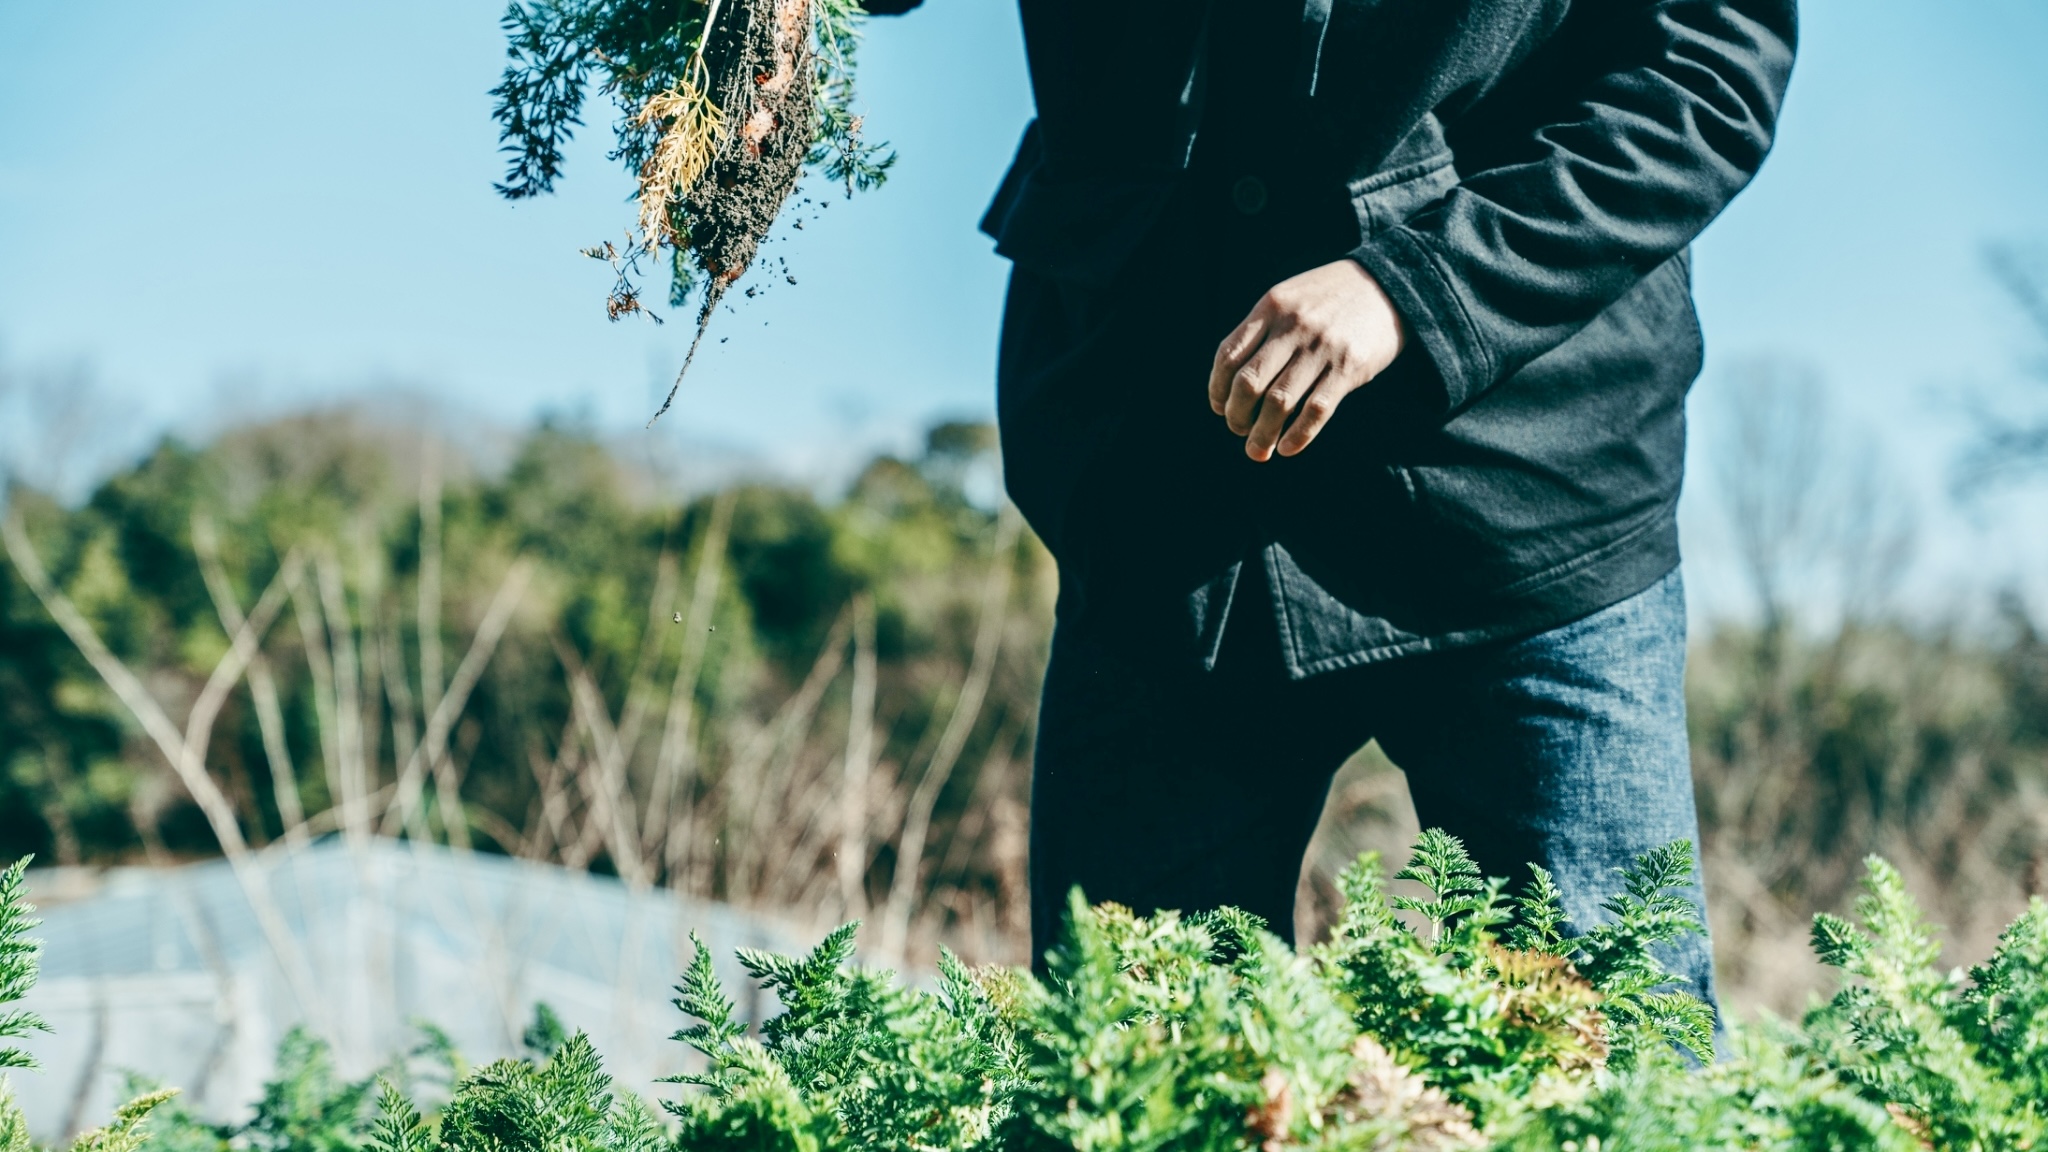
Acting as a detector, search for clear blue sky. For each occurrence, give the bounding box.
[2,0,2045,613]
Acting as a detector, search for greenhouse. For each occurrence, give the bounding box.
[11,841,806,1142]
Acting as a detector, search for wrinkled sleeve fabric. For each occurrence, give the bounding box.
[1350,0,1796,415]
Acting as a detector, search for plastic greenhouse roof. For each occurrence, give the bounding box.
[8,839,817,1142]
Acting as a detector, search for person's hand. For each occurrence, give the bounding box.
[1208,259,1408,461]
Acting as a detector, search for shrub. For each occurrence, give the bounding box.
[6,834,2046,1151]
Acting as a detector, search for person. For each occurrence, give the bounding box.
[869,0,1798,1008]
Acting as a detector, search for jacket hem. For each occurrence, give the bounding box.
[1278,510,1682,678]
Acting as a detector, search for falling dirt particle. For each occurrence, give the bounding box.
[646,0,818,429]
[785,274,797,285]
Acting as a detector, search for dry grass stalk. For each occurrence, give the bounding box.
[724,607,852,904]
[192,513,309,846]
[648,488,737,870]
[2,509,328,1027]
[382,559,535,836]
[377,601,424,834]
[555,634,651,888]
[288,566,348,829]
[316,551,372,846]
[878,503,1023,961]
[614,552,680,773]
[839,592,878,919]
[418,435,445,720]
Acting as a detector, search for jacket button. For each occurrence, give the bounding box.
[1231,175,1268,215]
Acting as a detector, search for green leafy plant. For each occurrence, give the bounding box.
[242,1029,378,1152]
[491,0,894,419]
[0,857,48,1071]
[1313,833,1710,1126]
[20,833,2048,1152]
[662,923,1023,1151]
[1801,858,2048,1150]
[2,857,182,1152]
[70,1093,183,1152]
[1,856,47,1152]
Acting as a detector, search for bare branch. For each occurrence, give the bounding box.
[383,558,534,836]
[646,488,736,870]
[192,514,308,846]
[839,591,878,919]
[419,434,445,720]
[3,509,327,1026]
[553,633,649,887]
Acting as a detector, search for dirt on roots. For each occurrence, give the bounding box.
[651,0,817,424]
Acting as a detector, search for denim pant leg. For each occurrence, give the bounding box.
[1374,569,1718,1013]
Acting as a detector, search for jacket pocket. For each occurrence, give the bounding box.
[1346,152,1457,240]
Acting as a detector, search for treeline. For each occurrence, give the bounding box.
[0,411,1051,965]
[3,411,2047,1007]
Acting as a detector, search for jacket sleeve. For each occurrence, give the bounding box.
[1349,0,1796,415]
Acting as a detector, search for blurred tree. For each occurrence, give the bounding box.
[1958,245,2048,491]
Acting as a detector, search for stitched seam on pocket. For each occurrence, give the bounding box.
[1346,152,1455,198]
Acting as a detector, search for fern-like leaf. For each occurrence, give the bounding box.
[69,1089,178,1152]
[0,858,49,1070]
[1393,830,1493,946]
[667,931,743,1075]
[601,1091,665,1152]
[522,1001,571,1060]
[368,1080,427,1152]
[1574,840,1705,998]
[1507,865,1568,956]
[0,1082,27,1152]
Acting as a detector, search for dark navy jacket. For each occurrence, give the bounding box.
[888,0,1797,675]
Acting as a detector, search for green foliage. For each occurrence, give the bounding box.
[1958,898,2048,1104]
[490,0,891,310]
[0,1085,27,1152]
[121,1075,230,1152]
[523,1003,572,1061]
[1317,838,1621,1125]
[635,835,1721,1150]
[1569,842,1715,1070]
[0,857,47,1069]
[437,1033,618,1152]
[243,1029,377,1152]
[665,923,1019,1151]
[366,1082,427,1152]
[1,416,1039,936]
[25,832,2048,1151]
[1801,858,2047,1150]
[808,0,895,194]
[1492,1029,1916,1152]
[72,1091,181,1152]
[0,857,42,1152]
[1012,892,1480,1152]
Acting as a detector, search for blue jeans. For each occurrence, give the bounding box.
[1029,567,1715,1011]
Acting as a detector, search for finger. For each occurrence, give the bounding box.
[1224,334,1299,435]
[1246,357,1329,462]
[1209,311,1269,414]
[1276,372,1358,458]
